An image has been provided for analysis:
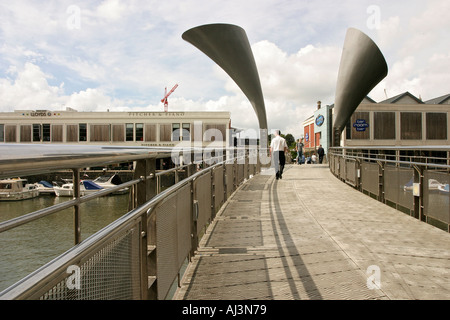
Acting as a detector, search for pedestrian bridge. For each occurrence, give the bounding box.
[174,164,450,300]
[0,145,449,300]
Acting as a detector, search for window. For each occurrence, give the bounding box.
[374,112,395,140]
[182,123,191,141]
[145,124,156,142]
[315,132,321,146]
[426,113,447,140]
[401,112,422,140]
[66,125,78,142]
[5,125,17,142]
[126,123,134,141]
[0,124,4,142]
[90,124,110,142]
[42,124,51,142]
[33,124,41,141]
[160,124,171,142]
[204,124,226,142]
[20,125,31,142]
[112,124,124,142]
[79,124,87,141]
[136,123,143,141]
[172,123,180,141]
[52,125,63,142]
[347,112,370,140]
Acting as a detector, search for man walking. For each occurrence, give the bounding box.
[296,138,304,165]
[270,130,288,180]
[318,145,325,164]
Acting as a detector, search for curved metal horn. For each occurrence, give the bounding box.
[182,24,268,130]
[333,28,388,145]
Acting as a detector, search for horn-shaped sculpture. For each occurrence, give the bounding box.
[182,24,268,131]
[333,28,388,146]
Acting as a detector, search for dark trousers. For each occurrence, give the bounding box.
[273,151,286,178]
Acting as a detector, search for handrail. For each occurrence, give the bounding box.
[0,177,143,233]
[328,150,450,170]
[0,144,176,179]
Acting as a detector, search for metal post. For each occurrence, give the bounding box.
[147,211,157,300]
[72,168,81,245]
[134,159,157,206]
[191,181,198,258]
[133,159,157,299]
[211,168,215,220]
[413,164,423,221]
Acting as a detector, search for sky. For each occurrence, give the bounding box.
[0,0,449,139]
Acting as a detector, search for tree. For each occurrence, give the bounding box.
[284,133,296,149]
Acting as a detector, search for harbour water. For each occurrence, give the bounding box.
[0,194,129,292]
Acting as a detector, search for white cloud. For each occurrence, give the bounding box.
[96,0,129,21]
[368,0,450,102]
[0,63,63,110]
[0,62,129,112]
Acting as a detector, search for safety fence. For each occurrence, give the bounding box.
[329,147,450,233]
[0,146,265,300]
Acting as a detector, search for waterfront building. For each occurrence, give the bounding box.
[302,114,315,153]
[0,108,231,148]
[302,92,450,153]
[343,92,450,147]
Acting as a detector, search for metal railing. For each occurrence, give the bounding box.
[329,146,450,233]
[0,145,267,299]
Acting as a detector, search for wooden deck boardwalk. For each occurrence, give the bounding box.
[174,164,450,300]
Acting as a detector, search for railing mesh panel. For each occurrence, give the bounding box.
[424,171,450,224]
[361,162,379,196]
[194,172,212,236]
[154,182,195,299]
[214,166,224,213]
[226,163,235,197]
[39,227,141,300]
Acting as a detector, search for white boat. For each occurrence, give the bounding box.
[0,178,39,201]
[438,184,449,193]
[92,173,129,195]
[404,179,446,192]
[35,180,55,195]
[429,179,446,191]
[54,180,104,197]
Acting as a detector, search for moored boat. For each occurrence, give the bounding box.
[0,178,39,201]
[53,180,104,197]
[35,180,55,195]
[92,173,129,195]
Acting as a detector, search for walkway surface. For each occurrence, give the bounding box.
[174,164,450,300]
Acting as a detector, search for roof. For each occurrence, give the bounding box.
[362,96,376,103]
[380,91,423,104]
[424,94,450,105]
[379,91,424,104]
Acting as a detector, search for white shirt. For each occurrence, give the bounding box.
[270,135,287,152]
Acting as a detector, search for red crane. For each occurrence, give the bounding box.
[161,84,178,112]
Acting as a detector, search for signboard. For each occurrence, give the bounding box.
[315,114,324,127]
[353,119,369,132]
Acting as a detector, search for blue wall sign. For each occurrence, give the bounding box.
[353,119,369,132]
[315,115,324,127]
